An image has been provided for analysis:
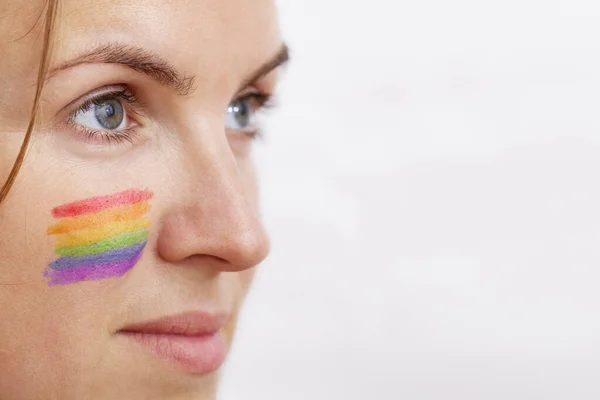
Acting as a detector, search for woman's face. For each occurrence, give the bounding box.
[0,0,283,398]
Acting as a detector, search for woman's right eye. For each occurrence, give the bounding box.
[67,87,141,144]
[71,95,129,131]
[73,98,127,130]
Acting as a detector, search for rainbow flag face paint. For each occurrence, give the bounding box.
[44,189,153,286]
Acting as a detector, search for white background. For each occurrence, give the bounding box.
[221,1,600,399]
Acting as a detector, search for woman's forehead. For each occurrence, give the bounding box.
[55,0,280,42]
[3,0,282,76]
[0,0,282,124]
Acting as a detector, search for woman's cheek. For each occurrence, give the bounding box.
[43,188,153,287]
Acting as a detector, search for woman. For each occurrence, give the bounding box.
[0,0,288,398]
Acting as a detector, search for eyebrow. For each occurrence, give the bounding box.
[238,44,290,91]
[48,42,290,96]
[48,43,195,95]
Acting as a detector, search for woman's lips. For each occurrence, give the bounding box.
[118,311,228,375]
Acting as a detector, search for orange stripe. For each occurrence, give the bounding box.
[54,218,151,248]
[47,202,151,235]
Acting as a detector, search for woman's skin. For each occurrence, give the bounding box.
[0,0,285,398]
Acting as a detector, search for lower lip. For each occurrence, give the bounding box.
[119,330,227,374]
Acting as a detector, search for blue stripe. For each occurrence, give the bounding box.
[49,241,147,270]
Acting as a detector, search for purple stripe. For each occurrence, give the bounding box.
[49,242,147,270]
[44,251,142,286]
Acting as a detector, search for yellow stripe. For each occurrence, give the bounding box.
[54,218,151,248]
[47,202,151,235]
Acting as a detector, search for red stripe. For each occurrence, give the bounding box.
[52,189,153,218]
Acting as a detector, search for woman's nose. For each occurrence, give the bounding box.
[155,135,270,272]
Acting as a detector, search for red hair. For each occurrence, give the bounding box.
[0,0,59,204]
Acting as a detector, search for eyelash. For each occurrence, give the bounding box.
[67,87,276,145]
[242,92,276,140]
[67,88,141,145]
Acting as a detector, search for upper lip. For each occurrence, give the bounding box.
[119,311,229,336]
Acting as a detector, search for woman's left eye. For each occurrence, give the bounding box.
[225,94,269,134]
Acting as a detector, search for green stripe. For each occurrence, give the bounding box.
[55,229,149,257]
